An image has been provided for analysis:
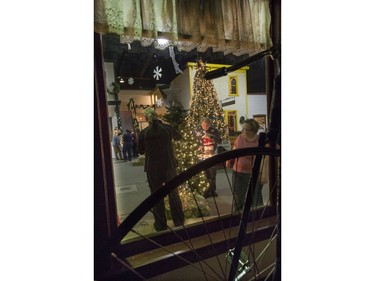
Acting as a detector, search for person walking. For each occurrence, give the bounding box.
[122,129,133,162]
[138,108,185,231]
[196,117,222,198]
[226,118,263,212]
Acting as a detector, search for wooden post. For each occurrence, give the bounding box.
[94,32,119,277]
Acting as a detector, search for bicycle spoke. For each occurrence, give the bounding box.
[102,148,280,281]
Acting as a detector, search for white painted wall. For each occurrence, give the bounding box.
[104,61,268,131]
[248,95,268,121]
[104,62,116,118]
[247,95,268,133]
[174,63,250,132]
[104,62,115,87]
[170,69,191,109]
[170,63,269,134]
[104,62,117,158]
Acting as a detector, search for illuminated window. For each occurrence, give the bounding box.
[225,110,238,136]
[229,76,238,96]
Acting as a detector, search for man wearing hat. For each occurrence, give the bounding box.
[138,108,185,231]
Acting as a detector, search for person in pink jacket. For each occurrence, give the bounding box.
[227,119,263,212]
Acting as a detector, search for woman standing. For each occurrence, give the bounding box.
[227,119,263,212]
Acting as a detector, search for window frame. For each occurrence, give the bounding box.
[228,76,239,96]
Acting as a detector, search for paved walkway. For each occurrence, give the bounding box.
[112,156,269,240]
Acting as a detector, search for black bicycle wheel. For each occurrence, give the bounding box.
[98,147,280,281]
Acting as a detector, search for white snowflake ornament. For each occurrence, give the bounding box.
[128,77,134,85]
[153,66,163,80]
[156,98,163,107]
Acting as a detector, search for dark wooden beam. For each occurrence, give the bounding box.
[94,32,119,277]
[139,52,154,78]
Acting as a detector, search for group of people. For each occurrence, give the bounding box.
[129,108,266,232]
[111,128,140,162]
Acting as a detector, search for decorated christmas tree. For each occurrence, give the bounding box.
[175,60,229,195]
[186,61,228,139]
[164,60,229,219]
[163,104,211,218]
[162,103,188,131]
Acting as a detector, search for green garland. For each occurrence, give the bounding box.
[107,82,120,95]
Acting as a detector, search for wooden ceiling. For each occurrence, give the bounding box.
[102,34,265,92]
